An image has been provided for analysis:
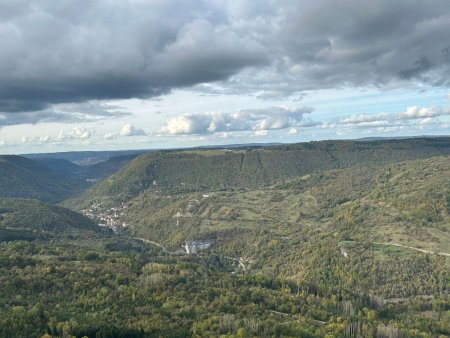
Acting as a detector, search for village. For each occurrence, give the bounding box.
[80,200,216,256]
[80,201,129,234]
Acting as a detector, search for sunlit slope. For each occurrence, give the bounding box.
[123,155,448,250]
[80,137,450,200]
[110,155,448,301]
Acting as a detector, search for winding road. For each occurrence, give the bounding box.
[128,236,183,255]
[372,241,450,257]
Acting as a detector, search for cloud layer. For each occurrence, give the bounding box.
[338,105,450,130]
[1,0,450,118]
[201,0,450,98]
[0,0,266,114]
[0,102,130,127]
[21,126,94,145]
[161,106,315,135]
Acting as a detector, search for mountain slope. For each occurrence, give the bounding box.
[0,197,99,242]
[80,137,450,201]
[33,158,83,176]
[26,153,144,183]
[0,155,88,203]
[123,155,450,251]
[113,155,449,304]
[84,153,142,181]
[24,149,147,166]
[2,142,450,337]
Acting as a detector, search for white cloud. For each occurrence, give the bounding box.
[340,113,389,125]
[288,128,298,134]
[103,132,115,140]
[20,126,95,145]
[161,106,315,135]
[219,132,231,138]
[39,135,52,143]
[400,106,444,119]
[163,115,212,135]
[376,126,408,133]
[321,122,336,129]
[120,124,146,137]
[21,135,54,144]
[254,130,268,136]
[256,115,295,130]
[57,127,93,140]
[101,124,146,140]
[418,117,440,125]
[339,105,450,130]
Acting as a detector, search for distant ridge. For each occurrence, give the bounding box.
[77,137,450,201]
[23,149,149,166]
[20,135,449,162]
[21,144,284,165]
[0,155,87,203]
[356,135,450,141]
[33,158,83,175]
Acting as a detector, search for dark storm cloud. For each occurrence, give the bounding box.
[1,0,450,121]
[0,0,267,115]
[223,0,450,95]
[0,102,130,126]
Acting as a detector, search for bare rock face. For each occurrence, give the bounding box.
[184,240,212,254]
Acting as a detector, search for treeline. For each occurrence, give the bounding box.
[0,198,99,232]
[79,138,450,200]
[0,155,87,203]
[1,236,448,337]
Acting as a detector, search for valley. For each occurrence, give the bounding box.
[0,138,449,337]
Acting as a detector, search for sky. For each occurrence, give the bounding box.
[0,0,450,154]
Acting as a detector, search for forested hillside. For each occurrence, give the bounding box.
[84,154,142,181]
[79,137,450,200]
[1,138,450,337]
[32,158,83,176]
[115,156,450,299]
[0,156,88,203]
[0,198,99,238]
